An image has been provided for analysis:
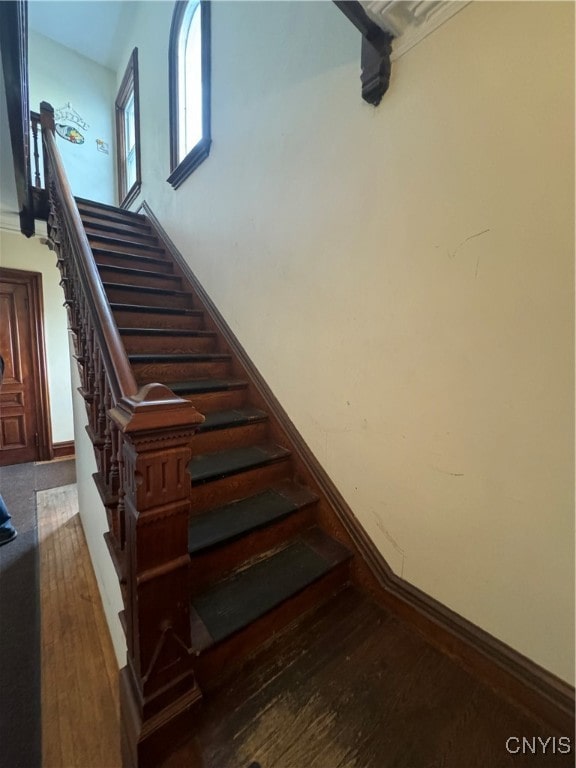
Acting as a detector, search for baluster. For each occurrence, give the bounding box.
[30,112,41,187]
[116,429,127,554]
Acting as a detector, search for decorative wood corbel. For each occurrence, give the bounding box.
[334,0,394,106]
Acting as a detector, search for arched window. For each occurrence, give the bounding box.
[168,0,211,189]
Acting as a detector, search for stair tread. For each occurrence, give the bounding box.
[97,265,180,281]
[87,232,164,254]
[75,197,146,220]
[198,407,267,432]
[92,247,167,264]
[129,353,230,362]
[119,328,215,337]
[188,482,319,554]
[191,529,351,648]
[110,303,202,316]
[80,214,150,231]
[189,443,290,484]
[103,282,189,296]
[169,378,247,394]
[87,230,158,243]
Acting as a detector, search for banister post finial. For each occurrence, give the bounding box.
[39,101,55,133]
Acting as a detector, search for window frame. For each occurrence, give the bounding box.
[115,47,142,208]
[167,0,211,190]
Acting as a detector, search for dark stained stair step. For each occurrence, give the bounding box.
[173,379,250,413]
[119,328,215,337]
[198,407,267,432]
[132,356,232,385]
[75,197,147,224]
[129,353,230,363]
[88,235,164,255]
[85,228,159,246]
[93,248,173,273]
[80,215,152,237]
[111,306,205,330]
[191,529,352,648]
[189,443,291,485]
[191,407,270,454]
[97,265,182,290]
[188,482,319,555]
[103,283,192,309]
[120,328,217,355]
[170,378,248,395]
[110,303,201,316]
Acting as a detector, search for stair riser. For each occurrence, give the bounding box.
[121,334,217,355]
[184,388,248,414]
[194,565,350,691]
[190,461,292,516]
[76,201,146,226]
[105,286,192,308]
[112,309,204,330]
[132,360,231,383]
[95,252,173,274]
[189,507,316,594]
[85,228,158,246]
[192,422,269,455]
[88,238,164,256]
[98,268,182,291]
[81,216,152,237]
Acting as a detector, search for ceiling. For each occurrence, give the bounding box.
[1,1,133,229]
[28,0,133,71]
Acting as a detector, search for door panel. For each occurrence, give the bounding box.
[0,272,44,465]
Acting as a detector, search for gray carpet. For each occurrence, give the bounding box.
[0,458,76,768]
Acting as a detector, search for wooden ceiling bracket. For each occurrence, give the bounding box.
[334,0,394,106]
[360,27,393,106]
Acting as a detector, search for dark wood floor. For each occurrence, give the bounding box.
[165,587,572,768]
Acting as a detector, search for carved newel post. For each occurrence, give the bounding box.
[110,385,205,768]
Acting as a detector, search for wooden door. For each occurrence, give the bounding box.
[0,268,52,465]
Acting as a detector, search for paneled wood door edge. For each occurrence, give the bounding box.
[138,200,574,735]
[0,267,53,461]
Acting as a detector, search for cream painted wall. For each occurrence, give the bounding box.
[113,1,574,683]
[69,352,125,666]
[29,31,116,205]
[0,229,74,443]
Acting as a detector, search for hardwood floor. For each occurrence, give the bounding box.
[38,484,121,768]
[167,589,573,768]
[38,484,573,768]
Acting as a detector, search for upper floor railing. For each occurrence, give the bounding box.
[0,0,35,236]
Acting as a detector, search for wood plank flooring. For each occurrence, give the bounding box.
[37,483,573,768]
[166,589,573,768]
[38,484,120,768]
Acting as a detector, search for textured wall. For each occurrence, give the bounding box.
[110,0,574,682]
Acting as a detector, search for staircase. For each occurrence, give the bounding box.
[71,196,359,753]
[18,99,573,768]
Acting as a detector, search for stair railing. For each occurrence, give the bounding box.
[40,101,205,768]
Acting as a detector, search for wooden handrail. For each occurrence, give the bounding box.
[40,102,138,403]
[40,98,205,766]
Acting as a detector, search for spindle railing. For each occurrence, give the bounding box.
[39,101,205,768]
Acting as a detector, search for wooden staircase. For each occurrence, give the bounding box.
[74,196,355,736]
[26,100,574,768]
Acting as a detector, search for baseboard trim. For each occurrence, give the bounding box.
[140,200,574,736]
[52,440,75,459]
